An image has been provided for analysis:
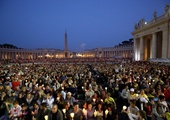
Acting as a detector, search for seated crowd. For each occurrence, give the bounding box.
[0,61,170,120]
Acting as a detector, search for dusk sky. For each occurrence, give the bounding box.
[0,0,170,52]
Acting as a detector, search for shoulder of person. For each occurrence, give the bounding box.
[57,109,63,114]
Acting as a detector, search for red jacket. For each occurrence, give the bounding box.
[12,81,20,90]
[164,89,170,101]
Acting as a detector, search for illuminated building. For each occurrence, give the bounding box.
[83,38,133,58]
[132,5,170,61]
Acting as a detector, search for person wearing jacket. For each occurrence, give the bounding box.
[48,104,63,120]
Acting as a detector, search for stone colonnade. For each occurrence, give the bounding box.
[0,50,42,60]
[134,29,170,61]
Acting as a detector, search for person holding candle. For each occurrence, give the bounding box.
[94,102,104,120]
[105,104,118,120]
[70,102,83,120]
[121,84,130,107]
[104,92,116,108]
[139,89,149,103]
[85,86,94,101]
[48,104,63,120]
[138,110,147,120]
[128,88,139,101]
[86,102,95,120]
[37,102,50,120]
[20,103,31,120]
[66,92,76,107]
[62,100,71,120]
[54,91,64,110]
[42,92,54,110]
[90,92,100,105]
[8,100,22,120]
[31,102,40,120]
[127,100,139,120]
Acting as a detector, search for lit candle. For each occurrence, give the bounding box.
[62,109,66,114]
[105,87,107,91]
[70,113,74,119]
[82,108,87,116]
[57,97,60,100]
[123,106,127,110]
[93,98,96,103]
[105,109,109,115]
[101,99,103,102]
[136,94,139,98]
[44,115,48,120]
[94,110,97,117]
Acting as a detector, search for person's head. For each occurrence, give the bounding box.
[129,100,136,107]
[138,110,146,119]
[159,95,165,101]
[94,92,98,98]
[130,88,135,94]
[0,85,4,91]
[73,102,79,112]
[89,86,92,91]
[101,90,106,96]
[125,85,129,90]
[82,101,87,109]
[157,88,162,93]
[19,92,25,98]
[106,92,111,98]
[33,102,39,109]
[40,102,47,110]
[22,103,28,111]
[26,92,32,99]
[51,104,58,113]
[63,100,70,110]
[140,89,145,95]
[107,104,115,111]
[5,85,11,91]
[13,101,19,108]
[97,102,103,110]
[87,102,93,110]
[22,86,27,92]
[67,92,72,99]
[46,92,52,99]
[168,86,170,92]
[57,91,62,97]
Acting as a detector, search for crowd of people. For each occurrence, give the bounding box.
[0,59,170,120]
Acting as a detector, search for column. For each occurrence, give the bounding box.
[12,52,14,59]
[168,29,170,58]
[134,38,137,60]
[151,33,157,58]
[139,37,144,60]
[162,30,168,58]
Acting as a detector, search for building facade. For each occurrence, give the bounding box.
[82,39,133,58]
[132,5,170,61]
[0,47,66,60]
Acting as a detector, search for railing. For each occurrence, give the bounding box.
[134,12,169,30]
[156,14,165,21]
